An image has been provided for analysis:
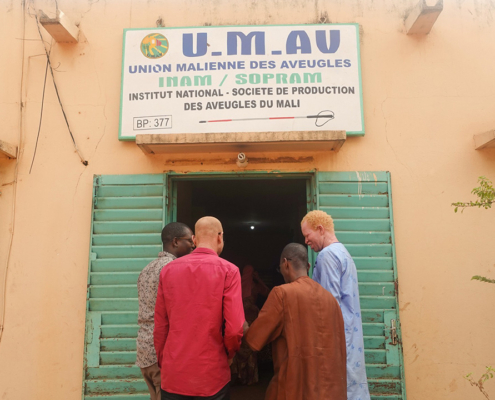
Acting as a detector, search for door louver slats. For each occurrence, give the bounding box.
[83,174,166,399]
[317,171,406,400]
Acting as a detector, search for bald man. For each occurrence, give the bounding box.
[154,217,245,400]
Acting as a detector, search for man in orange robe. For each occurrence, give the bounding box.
[245,243,347,400]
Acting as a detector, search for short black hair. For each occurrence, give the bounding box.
[280,243,308,270]
[161,222,191,244]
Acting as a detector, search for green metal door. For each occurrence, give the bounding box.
[83,174,167,399]
[316,171,406,400]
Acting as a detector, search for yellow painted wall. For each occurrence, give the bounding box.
[1,0,494,399]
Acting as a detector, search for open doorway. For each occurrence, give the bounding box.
[175,177,309,399]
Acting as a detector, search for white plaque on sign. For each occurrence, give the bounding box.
[119,24,364,140]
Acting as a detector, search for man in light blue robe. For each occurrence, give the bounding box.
[301,210,370,400]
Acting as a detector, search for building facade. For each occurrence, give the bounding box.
[0,0,494,399]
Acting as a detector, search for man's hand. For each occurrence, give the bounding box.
[243,320,250,335]
[228,358,234,366]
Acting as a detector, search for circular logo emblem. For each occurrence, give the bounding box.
[141,33,169,59]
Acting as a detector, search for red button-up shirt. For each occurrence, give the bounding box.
[154,247,244,396]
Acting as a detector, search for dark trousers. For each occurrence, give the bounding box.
[161,383,230,400]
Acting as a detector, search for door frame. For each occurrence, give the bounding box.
[166,170,318,272]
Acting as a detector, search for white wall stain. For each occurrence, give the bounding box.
[355,170,363,198]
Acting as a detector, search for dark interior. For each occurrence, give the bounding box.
[176,178,308,285]
[176,178,308,399]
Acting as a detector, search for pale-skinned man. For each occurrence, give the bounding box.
[301,210,371,400]
[245,243,346,400]
[154,216,245,400]
[136,222,195,400]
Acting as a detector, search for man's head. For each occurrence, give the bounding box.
[279,243,310,283]
[301,210,335,252]
[194,216,224,255]
[161,222,195,258]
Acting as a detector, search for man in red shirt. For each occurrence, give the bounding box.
[154,216,245,399]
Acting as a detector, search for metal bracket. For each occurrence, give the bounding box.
[385,319,399,345]
[474,130,495,150]
[38,9,80,43]
[390,319,398,345]
[405,0,443,35]
[0,139,18,159]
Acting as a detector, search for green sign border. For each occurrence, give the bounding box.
[119,23,364,141]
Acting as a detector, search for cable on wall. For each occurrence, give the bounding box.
[0,0,27,345]
[1,0,88,345]
[34,12,88,166]
[29,56,49,173]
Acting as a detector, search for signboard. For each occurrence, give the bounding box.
[119,24,363,141]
